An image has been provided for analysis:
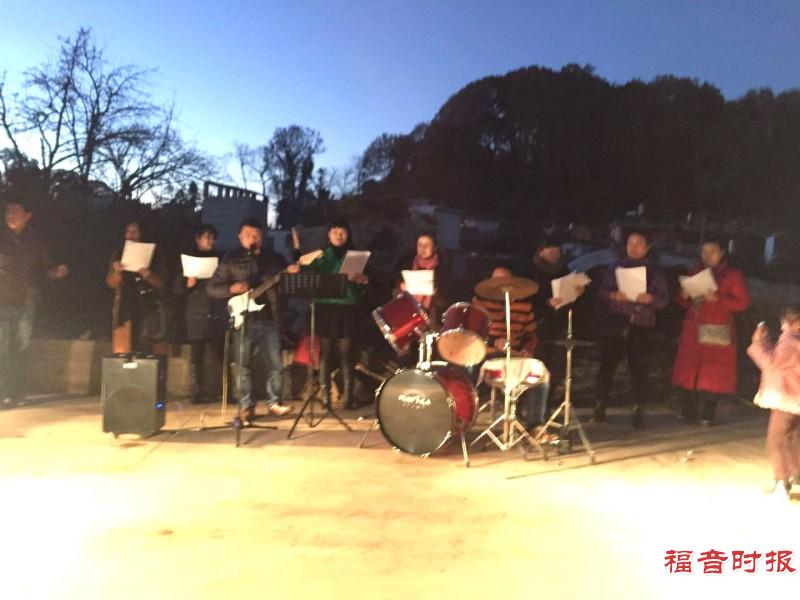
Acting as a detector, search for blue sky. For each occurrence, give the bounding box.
[2,0,799,173]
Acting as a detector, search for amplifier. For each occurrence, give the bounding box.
[101,356,166,437]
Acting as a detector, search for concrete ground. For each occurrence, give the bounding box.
[1,394,798,599]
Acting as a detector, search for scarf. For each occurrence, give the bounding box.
[533,254,567,275]
[411,252,439,310]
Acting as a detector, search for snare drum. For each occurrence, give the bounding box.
[480,357,549,391]
[376,363,478,456]
[372,293,431,355]
[437,302,491,367]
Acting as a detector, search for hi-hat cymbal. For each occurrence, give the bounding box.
[547,339,596,348]
[474,276,539,301]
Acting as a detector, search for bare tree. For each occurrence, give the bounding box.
[330,158,360,198]
[260,125,325,228]
[1,28,156,189]
[232,142,255,189]
[0,75,27,164]
[100,107,213,202]
[1,27,210,201]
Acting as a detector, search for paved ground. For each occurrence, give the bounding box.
[1,393,798,599]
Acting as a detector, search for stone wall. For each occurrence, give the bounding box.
[26,339,288,400]
[27,340,192,397]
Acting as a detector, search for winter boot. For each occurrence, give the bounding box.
[632,404,645,429]
[592,401,606,423]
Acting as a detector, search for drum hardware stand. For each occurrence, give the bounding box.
[470,287,547,458]
[535,308,596,464]
[355,362,384,449]
[285,273,354,439]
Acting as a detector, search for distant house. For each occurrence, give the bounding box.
[407,200,463,250]
[200,181,268,251]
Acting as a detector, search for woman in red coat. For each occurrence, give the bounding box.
[672,239,751,424]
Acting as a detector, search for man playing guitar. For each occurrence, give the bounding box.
[207,217,299,423]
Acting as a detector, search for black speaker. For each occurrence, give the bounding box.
[102,356,166,437]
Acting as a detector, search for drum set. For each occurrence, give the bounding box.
[363,275,557,466]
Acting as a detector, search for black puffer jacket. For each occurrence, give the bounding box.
[206,247,287,323]
[173,248,227,340]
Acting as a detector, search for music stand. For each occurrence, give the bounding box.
[284,272,354,439]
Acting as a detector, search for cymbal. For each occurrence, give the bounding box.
[547,339,596,348]
[474,276,539,302]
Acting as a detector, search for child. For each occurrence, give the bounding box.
[747,304,800,499]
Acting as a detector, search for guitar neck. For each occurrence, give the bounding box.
[249,272,281,299]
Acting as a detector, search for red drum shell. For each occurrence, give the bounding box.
[372,293,430,355]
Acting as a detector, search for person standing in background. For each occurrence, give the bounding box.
[593,231,668,429]
[672,239,750,425]
[0,196,68,408]
[173,224,226,403]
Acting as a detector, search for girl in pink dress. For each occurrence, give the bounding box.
[747,304,800,499]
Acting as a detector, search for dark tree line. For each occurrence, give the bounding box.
[356,64,800,229]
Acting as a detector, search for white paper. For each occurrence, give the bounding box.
[181,254,218,279]
[339,250,370,276]
[402,269,434,296]
[550,272,591,309]
[679,268,718,299]
[120,241,155,272]
[615,266,647,301]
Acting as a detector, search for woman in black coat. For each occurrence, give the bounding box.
[106,221,169,356]
[173,224,226,403]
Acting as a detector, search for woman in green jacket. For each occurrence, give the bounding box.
[307,219,367,409]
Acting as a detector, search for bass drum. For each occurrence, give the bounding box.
[376,363,478,456]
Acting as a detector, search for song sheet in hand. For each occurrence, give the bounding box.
[121,241,155,272]
[550,272,591,309]
[615,266,647,301]
[339,250,371,276]
[181,255,219,279]
[679,268,718,299]
[402,269,434,296]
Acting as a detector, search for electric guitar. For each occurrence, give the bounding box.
[227,250,322,329]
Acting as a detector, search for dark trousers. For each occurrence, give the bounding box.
[319,336,353,395]
[535,337,566,409]
[189,337,223,399]
[0,304,33,401]
[232,319,283,408]
[678,387,722,422]
[595,326,651,407]
[766,409,800,481]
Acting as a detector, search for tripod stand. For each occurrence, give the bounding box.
[535,308,596,464]
[229,294,280,446]
[285,272,354,439]
[192,293,278,448]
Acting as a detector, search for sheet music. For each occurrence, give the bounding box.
[679,268,718,299]
[180,254,218,279]
[550,272,591,309]
[615,266,647,301]
[120,241,155,272]
[339,250,370,276]
[402,269,434,296]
